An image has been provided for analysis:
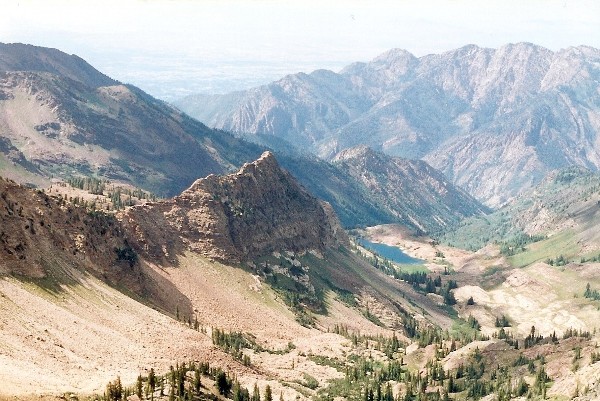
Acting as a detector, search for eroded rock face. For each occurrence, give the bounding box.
[122,151,348,263]
[0,177,141,288]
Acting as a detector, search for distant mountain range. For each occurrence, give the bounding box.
[0,42,485,232]
[175,43,600,207]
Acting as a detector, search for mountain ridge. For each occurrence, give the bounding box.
[0,42,264,197]
[1,43,600,401]
[332,145,488,233]
[0,42,486,232]
[176,42,600,206]
[0,42,117,88]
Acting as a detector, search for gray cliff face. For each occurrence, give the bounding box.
[176,43,600,207]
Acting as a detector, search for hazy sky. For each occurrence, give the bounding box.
[2,0,599,100]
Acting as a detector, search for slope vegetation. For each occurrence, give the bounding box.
[441,166,600,259]
[0,153,457,397]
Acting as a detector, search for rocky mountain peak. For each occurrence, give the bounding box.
[370,48,417,70]
[186,151,278,194]
[122,152,348,263]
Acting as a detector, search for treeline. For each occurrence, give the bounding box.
[108,187,157,209]
[584,283,600,300]
[332,324,403,359]
[315,339,551,401]
[580,253,600,263]
[545,254,569,266]
[498,233,546,256]
[334,307,485,356]
[67,176,107,194]
[354,244,458,306]
[322,321,594,401]
[103,361,278,401]
[398,272,457,306]
[103,361,209,401]
[66,176,158,210]
[493,324,591,350]
[211,328,254,366]
[545,254,600,266]
[211,327,296,364]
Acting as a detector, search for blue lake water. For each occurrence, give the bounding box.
[357,238,423,265]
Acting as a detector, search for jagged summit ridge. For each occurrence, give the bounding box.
[176,42,600,206]
[122,151,348,263]
[186,151,280,194]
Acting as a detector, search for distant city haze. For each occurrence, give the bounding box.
[2,0,599,100]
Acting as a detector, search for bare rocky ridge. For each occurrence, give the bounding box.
[122,151,348,263]
[176,43,600,206]
[0,43,116,88]
[0,158,430,397]
[0,177,144,288]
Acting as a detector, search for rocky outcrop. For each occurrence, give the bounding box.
[122,151,348,263]
[0,177,142,287]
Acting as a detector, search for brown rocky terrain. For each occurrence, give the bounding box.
[3,42,600,400]
[0,154,424,398]
[2,162,600,399]
[121,151,348,263]
[0,176,136,282]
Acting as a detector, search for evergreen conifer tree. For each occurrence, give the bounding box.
[264,385,272,401]
[136,375,143,399]
[252,383,261,401]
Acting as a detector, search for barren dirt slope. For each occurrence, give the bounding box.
[0,267,216,395]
